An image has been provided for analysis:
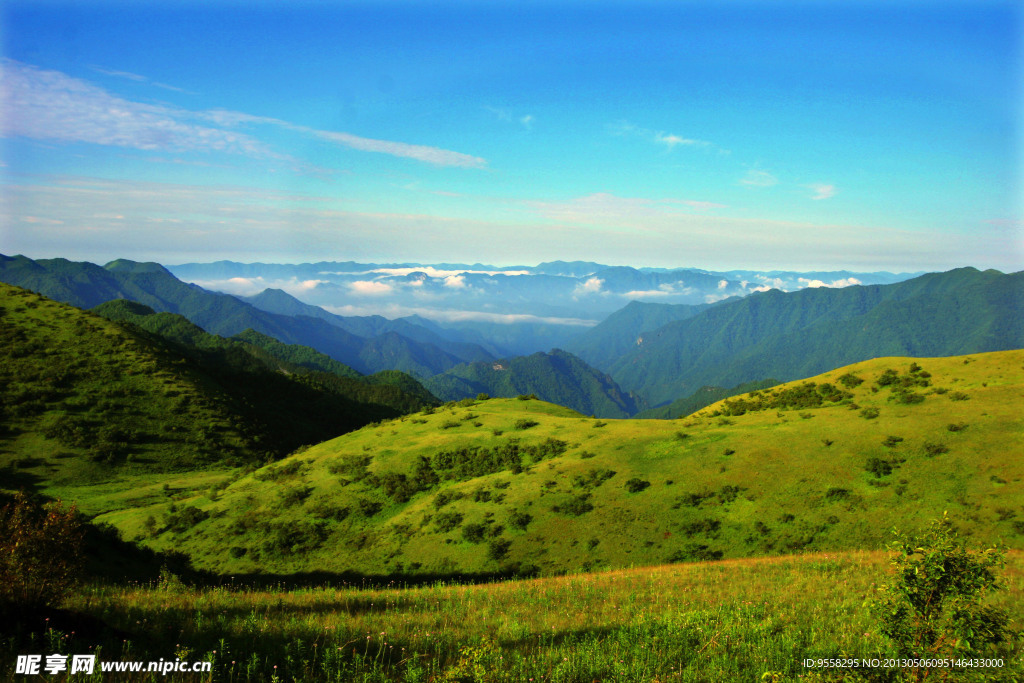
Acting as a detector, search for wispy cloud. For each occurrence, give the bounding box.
[1,59,277,157]
[89,64,193,93]
[484,106,534,131]
[807,183,837,200]
[2,59,485,169]
[610,120,716,152]
[312,130,486,168]
[739,169,778,187]
[654,133,710,149]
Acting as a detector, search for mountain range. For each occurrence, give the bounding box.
[1,254,1020,419]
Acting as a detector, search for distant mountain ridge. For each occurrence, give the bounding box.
[423,349,642,418]
[608,267,1024,406]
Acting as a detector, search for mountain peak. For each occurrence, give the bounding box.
[103,259,173,276]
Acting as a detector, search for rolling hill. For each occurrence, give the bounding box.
[80,348,1023,578]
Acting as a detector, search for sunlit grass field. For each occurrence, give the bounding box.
[7,550,1021,682]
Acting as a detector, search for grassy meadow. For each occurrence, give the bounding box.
[4,549,1021,682]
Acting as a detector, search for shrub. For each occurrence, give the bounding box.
[461,522,488,544]
[263,521,327,556]
[865,457,893,478]
[165,505,209,533]
[487,538,512,562]
[356,498,383,517]
[717,485,743,503]
[552,494,594,516]
[624,478,650,493]
[434,511,464,533]
[508,510,532,530]
[0,493,83,614]
[882,435,904,448]
[476,393,490,401]
[572,468,616,490]
[279,486,312,506]
[860,407,880,419]
[513,419,539,430]
[433,490,465,509]
[924,442,949,457]
[896,390,924,404]
[947,422,968,432]
[872,514,1013,664]
[667,544,723,563]
[837,373,864,388]
[825,487,851,501]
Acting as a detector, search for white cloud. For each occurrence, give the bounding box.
[443,274,467,288]
[297,279,327,291]
[623,289,672,298]
[798,277,862,288]
[740,170,778,187]
[349,280,394,295]
[752,276,786,290]
[717,279,728,289]
[808,183,837,200]
[574,277,605,295]
[519,114,534,128]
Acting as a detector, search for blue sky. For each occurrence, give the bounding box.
[1,0,1021,271]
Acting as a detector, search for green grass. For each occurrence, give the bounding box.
[4,550,1021,681]
[94,349,1024,578]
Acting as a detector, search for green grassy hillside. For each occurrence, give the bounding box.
[107,348,1023,577]
[0,284,431,494]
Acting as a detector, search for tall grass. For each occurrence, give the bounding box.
[6,551,1022,681]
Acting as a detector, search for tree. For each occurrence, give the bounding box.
[872,514,1015,679]
[0,493,83,616]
